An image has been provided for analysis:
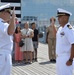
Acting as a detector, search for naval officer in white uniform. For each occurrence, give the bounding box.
[52,8,74,75]
[0,3,15,75]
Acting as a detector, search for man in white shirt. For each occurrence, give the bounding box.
[0,3,15,75]
[52,8,74,75]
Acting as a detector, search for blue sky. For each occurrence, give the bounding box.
[21,0,74,21]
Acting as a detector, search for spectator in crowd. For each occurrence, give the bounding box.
[46,17,57,62]
[31,22,39,62]
[21,22,34,64]
[14,26,23,64]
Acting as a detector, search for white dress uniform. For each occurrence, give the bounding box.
[20,28,34,52]
[56,8,74,75]
[0,4,13,75]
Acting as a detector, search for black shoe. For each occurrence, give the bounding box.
[24,61,29,64]
[50,59,53,62]
[35,58,38,62]
[32,58,34,61]
[52,59,56,62]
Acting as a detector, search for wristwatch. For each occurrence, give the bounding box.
[69,58,73,62]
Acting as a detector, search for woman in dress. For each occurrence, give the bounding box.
[21,22,34,64]
[14,26,23,64]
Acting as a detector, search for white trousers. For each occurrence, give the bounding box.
[0,52,12,75]
[56,55,73,75]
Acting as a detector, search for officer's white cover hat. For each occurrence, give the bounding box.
[56,8,72,17]
[0,3,11,13]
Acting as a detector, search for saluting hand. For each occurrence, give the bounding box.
[51,18,55,26]
[8,7,16,35]
[12,7,16,18]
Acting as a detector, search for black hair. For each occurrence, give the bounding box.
[15,26,21,34]
[31,22,35,26]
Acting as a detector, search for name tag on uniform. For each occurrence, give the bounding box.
[60,32,65,37]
